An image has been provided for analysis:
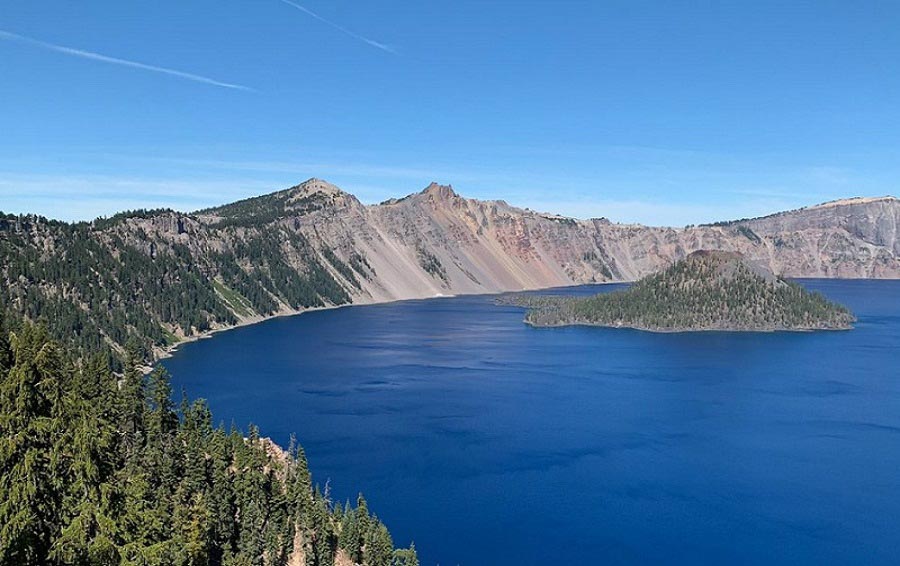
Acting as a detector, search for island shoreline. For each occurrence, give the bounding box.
[523,319,855,333]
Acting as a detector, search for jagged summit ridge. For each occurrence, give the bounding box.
[376,182,461,208]
[420,182,458,200]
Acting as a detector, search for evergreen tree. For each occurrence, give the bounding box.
[50,355,122,565]
[0,324,415,565]
[391,543,419,566]
[0,326,66,564]
[367,523,394,566]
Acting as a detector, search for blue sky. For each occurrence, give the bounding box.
[1,1,899,226]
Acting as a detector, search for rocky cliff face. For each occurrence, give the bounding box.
[2,178,897,357]
[114,180,900,306]
[257,181,899,300]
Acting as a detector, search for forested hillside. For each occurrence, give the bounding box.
[0,182,361,367]
[0,321,417,566]
[509,251,855,331]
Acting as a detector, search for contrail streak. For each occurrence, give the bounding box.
[0,29,254,91]
[278,0,397,54]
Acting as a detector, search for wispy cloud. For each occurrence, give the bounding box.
[0,29,254,91]
[278,0,397,54]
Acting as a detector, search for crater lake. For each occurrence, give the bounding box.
[162,280,900,565]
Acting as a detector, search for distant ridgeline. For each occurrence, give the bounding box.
[506,251,856,332]
[2,179,894,366]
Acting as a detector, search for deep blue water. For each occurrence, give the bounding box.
[162,280,900,565]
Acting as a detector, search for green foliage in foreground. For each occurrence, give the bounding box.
[509,252,855,331]
[0,322,417,566]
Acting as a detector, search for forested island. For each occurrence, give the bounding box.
[505,250,855,332]
[0,321,417,566]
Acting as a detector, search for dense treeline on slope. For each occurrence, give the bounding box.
[0,321,417,566]
[0,211,357,365]
[213,228,352,315]
[508,251,855,331]
[0,214,235,369]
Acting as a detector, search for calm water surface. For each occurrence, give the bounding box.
[163,280,900,565]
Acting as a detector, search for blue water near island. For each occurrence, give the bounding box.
[162,280,900,565]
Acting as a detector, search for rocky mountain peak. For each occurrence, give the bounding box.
[420,182,457,201]
[288,178,348,198]
[283,178,362,215]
